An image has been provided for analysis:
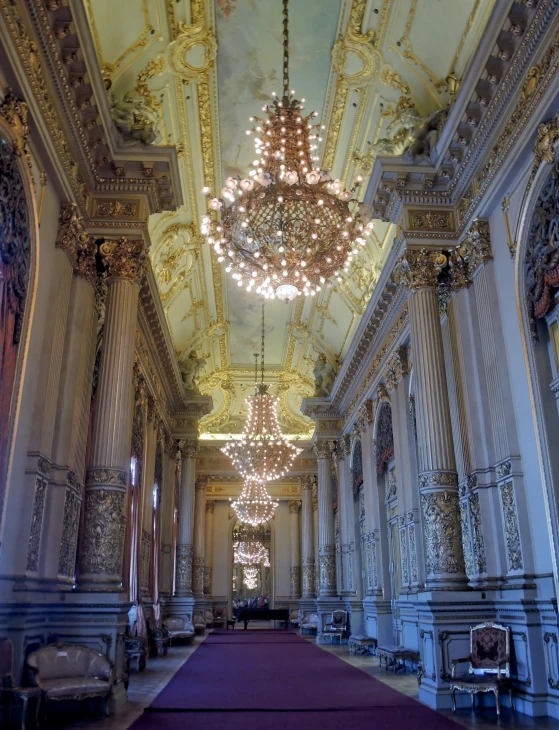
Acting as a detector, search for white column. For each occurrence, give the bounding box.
[314,441,337,597]
[78,238,146,590]
[204,500,215,596]
[175,440,197,597]
[397,249,466,590]
[300,477,315,598]
[289,500,301,599]
[193,475,207,596]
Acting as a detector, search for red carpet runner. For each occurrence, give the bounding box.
[130,630,462,730]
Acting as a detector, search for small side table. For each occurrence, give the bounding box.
[377,645,420,673]
[226,619,235,631]
[1,686,43,730]
[349,636,378,655]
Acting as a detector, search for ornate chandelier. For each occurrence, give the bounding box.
[222,300,301,488]
[243,566,259,589]
[199,0,374,302]
[234,540,270,567]
[231,478,278,527]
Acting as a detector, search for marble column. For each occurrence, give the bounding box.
[78,237,146,590]
[159,437,175,599]
[396,248,466,590]
[289,500,301,599]
[175,440,197,598]
[193,475,207,597]
[314,441,337,597]
[204,500,215,596]
[312,485,319,597]
[44,221,98,588]
[300,477,315,599]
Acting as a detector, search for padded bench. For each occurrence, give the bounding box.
[377,645,420,673]
[349,635,378,655]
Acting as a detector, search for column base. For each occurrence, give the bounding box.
[169,596,196,621]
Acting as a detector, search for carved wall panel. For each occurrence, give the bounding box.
[499,481,523,571]
[58,481,83,578]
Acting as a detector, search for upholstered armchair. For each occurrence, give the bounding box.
[213,606,226,628]
[322,610,348,644]
[193,613,206,635]
[163,616,195,645]
[300,612,319,635]
[27,644,113,717]
[147,617,169,657]
[450,622,512,716]
[124,626,148,678]
[204,609,214,628]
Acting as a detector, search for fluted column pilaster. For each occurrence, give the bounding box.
[396,248,466,589]
[175,440,197,597]
[300,476,316,598]
[193,475,207,596]
[78,237,146,590]
[204,500,215,595]
[289,500,301,598]
[314,441,337,597]
[159,440,176,598]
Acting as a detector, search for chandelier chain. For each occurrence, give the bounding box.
[261,299,265,385]
[282,0,289,99]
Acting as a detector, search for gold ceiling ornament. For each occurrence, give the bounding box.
[169,21,217,81]
[199,0,374,303]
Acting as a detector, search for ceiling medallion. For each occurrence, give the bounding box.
[199,0,374,302]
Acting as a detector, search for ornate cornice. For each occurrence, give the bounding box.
[74,234,97,286]
[99,237,146,282]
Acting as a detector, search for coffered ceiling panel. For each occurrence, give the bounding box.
[84,0,496,438]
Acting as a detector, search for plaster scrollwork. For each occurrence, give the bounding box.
[169,21,217,81]
[376,401,394,475]
[394,248,447,290]
[421,490,465,577]
[205,499,215,513]
[386,470,397,502]
[408,523,418,584]
[78,489,126,577]
[459,498,475,577]
[110,90,158,145]
[499,481,523,572]
[288,500,301,514]
[313,440,335,460]
[399,524,409,585]
[86,468,128,487]
[175,544,193,592]
[179,439,198,459]
[26,472,48,573]
[0,88,29,156]
[290,566,301,597]
[192,557,205,594]
[99,238,147,282]
[496,460,512,479]
[302,561,315,597]
[203,567,212,595]
[469,492,487,575]
[458,219,492,276]
[354,399,373,435]
[319,552,336,593]
[332,23,380,89]
[529,112,559,190]
[58,485,82,578]
[384,345,411,392]
[74,236,98,286]
[313,353,335,397]
[195,475,208,491]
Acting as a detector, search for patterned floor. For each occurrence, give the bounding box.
[31,633,559,730]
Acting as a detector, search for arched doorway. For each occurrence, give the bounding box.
[231,520,271,608]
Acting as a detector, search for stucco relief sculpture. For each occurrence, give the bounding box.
[374,101,448,164]
[110,90,158,145]
[421,488,465,579]
[180,351,207,394]
[313,353,335,397]
[319,552,336,593]
[176,545,193,593]
[78,490,126,578]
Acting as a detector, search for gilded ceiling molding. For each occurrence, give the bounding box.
[0,87,29,156]
[74,235,98,287]
[169,22,217,82]
[458,219,492,275]
[56,203,88,265]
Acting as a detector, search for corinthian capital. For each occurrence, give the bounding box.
[458,219,492,275]
[56,203,88,264]
[313,440,335,460]
[195,475,208,491]
[394,248,447,290]
[179,439,198,459]
[299,475,316,491]
[289,499,301,514]
[74,235,98,285]
[99,237,146,282]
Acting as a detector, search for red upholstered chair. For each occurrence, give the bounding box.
[450,622,512,716]
[0,638,43,730]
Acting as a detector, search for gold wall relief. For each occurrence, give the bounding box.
[90,198,142,220]
[169,22,217,82]
[406,209,455,233]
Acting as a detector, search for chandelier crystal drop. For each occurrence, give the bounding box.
[199,0,374,302]
[243,566,259,589]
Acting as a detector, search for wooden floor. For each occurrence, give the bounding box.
[29,633,559,730]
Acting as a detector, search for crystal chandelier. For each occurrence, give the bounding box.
[234,540,270,567]
[231,478,278,527]
[199,0,374,302]
[222,300,301,487]
[243,566,259,589]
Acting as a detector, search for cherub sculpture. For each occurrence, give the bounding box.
[180,351,207,394]
[110,90,158,145]
[313,353,335,397]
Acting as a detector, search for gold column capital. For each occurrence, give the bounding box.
[394,248,447,290]
[299,474,317,491]
[56,202,88,265]
[313,439,335,460]
[99,237,146,282]
[289,499,301,514]
[206,499,215,514]
[458,219,492,275]
[73,235,98,286]
[179,438,198,459]
[195,475,208,490]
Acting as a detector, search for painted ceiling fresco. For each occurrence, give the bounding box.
[85,0,496,438]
